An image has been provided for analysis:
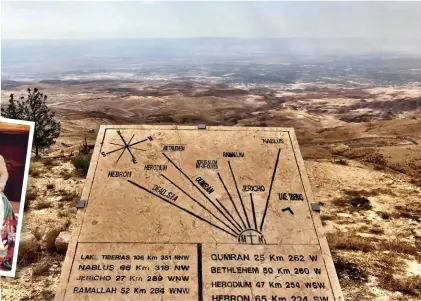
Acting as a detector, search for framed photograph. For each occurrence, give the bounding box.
[0,117,34,277]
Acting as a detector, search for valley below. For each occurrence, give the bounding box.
[1,77,421,300]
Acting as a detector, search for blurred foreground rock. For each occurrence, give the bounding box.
[413,228,421,239]
[18,232,39,257]
[43,225,66,252]
[55,231,71,254]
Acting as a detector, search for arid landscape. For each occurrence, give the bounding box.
[3,1,421,299]
[0,75,420,300]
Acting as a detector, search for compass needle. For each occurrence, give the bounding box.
[109,142,125,147]
[130,147,146,151]
[117,130,127,145]
[116,147,126,163]
[128,138,149,147]
[105,131,148,163]
[105,146,126,155]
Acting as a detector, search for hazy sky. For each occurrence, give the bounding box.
[2,1,421,39]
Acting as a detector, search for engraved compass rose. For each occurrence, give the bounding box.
[101,130,153,164]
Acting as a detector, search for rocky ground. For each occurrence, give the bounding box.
[0,81,420,300]
[0,158,83,301]
[1,150,420,300]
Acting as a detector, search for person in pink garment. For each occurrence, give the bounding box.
[0,154,16,271]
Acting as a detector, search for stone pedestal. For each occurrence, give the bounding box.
[55,125,344,301]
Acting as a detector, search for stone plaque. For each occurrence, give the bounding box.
[55,125,344,301]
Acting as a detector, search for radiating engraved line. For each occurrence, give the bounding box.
[217,172,247,229]
[163,153,241,233]
[127,138,149,147]
[130,147,146,151]
[250,193,258,230]
[127,134,135,145]
[128,180,237,238]
[228,161,251,228]
[109,142,125,147]
[106,134,137,156]
[116,134,135,163]
[161,174,240,235]
[260,148,281,232]
[116,147,126,163]
[214,198,243,232]
[122,134,136,162]
[117,131,128,145]
[105,146,126,155]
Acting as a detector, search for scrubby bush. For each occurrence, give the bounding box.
[29,165,41,177]
[58,189,80,204]
[42,158,59,169]
[71,153,92,176]
[24,186,38,212]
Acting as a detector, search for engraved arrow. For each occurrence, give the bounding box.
[282,207,294,215]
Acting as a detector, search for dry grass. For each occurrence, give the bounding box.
[416,240,421,252]
[332,248,414,297]
[24,186,38,212]
[372,253,406,272]
[327,233,376,253]
[33,200,52,210]
[333,157,349,165]
[392,205,421,222]
[29,165,42,178]
[333,253,368,283]
[26,186,38,201]
[377,239,419,258]
[59,169,74,180]
[32,227,44,241]
[328,233,419,259]
[394,296,417,301]
[332,190,373,211]
[369,226,385,235]
[17,248,44,267]
[344,188,396,197]
[57,189,80,204]
[378,275,421,296]
[32,261,51,276]
[57,207,76,218]
[320,214,335,226]
[41,158,60,170]
[373,164,385,171]
[321,214,336,221]
[358,225,385,235]
[46,183,55,190]
[377,211,391,220]
[410,178,421,188]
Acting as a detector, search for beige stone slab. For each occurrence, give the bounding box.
[55,125,344,301]
[202,244,335,301]
[64,243,198,300]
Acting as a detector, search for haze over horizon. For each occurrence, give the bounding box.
[2,1,421,82]
[2,1,421,39]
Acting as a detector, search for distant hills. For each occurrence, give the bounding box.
[2,38,421,84]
